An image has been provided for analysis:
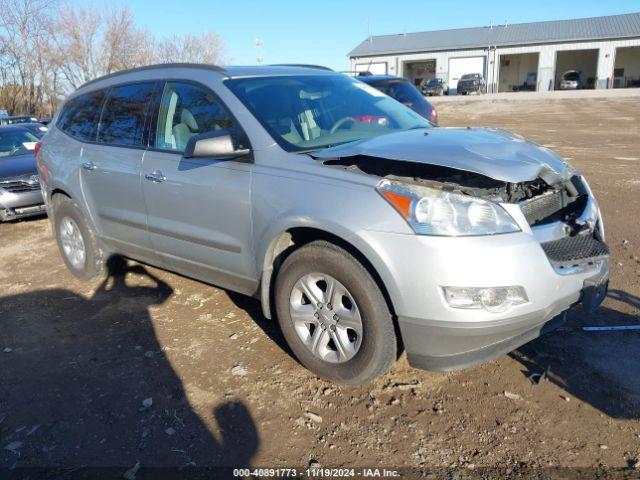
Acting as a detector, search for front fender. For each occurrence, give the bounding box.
[255,213,405,320]
[250,158,412,318]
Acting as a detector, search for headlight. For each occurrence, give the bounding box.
[443,286,528,312]
[376,179,520,236]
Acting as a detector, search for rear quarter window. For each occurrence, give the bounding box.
[57,90,106,141]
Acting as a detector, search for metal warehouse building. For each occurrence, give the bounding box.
[349,12,640,94]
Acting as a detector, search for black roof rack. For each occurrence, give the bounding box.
[80,63,227,88]
[269,64,333,71]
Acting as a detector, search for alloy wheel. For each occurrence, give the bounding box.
[59,217,86,270]
[289,273,363,363]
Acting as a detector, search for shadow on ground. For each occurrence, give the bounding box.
[512,289,640,419]
[226,291,293,358]
[0,257,259,473]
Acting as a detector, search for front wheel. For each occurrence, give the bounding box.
[275,241,397,386]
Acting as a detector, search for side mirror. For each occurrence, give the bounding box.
[184,131,250,159]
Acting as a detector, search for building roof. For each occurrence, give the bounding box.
[349,12,640,57]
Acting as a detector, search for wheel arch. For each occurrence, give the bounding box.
[259,226,398,324]
[49,187,73,225]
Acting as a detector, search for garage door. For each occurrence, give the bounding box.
[448,57,485,93]
[355,62,387,75]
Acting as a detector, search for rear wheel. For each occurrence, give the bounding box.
[52,194,104,280]
[275,241,396,386]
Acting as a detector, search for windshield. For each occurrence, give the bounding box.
[461,74,480,80]
[426,78,441,86]
[225,75,430,152]
[563,71,580,81]
[0,130,38,158]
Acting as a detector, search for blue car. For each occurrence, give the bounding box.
[357,74,438,125]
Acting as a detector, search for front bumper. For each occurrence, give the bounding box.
[0,189,46,221]
[400,259,607,371]
[357,224,609,372]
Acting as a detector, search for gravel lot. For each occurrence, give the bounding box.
[1,95,639,475]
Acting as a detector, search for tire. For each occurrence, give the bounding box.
[275,241,396,386]
[52,194,104,280]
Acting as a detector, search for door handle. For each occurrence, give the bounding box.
[82,161,96,171]
[145,171,166,183]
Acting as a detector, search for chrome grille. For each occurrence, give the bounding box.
[0,179,40,193]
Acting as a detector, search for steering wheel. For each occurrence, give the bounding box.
[329,116,356,135]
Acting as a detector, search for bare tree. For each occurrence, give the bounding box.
[102,5,155,73]
[50,4,153,90]
[49,5,102,90]
[0,0,55,115]
[154,31,225,65]
[0,0,226,116]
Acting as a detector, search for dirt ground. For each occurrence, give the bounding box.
[1,96,639,476]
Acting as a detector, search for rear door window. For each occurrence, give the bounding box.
[58,90,106,141]
[97,82,156,146]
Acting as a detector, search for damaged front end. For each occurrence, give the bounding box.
[322,154,594,223]
[319,152,609,297]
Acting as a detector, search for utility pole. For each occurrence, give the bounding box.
[255,38,264,64]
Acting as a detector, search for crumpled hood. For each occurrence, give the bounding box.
[313,127,572,184]
[0,153,37,180]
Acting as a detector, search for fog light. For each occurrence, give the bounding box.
[442,286,528,313]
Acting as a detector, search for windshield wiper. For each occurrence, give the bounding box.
[295,139,360,155]
[294,147,326,154]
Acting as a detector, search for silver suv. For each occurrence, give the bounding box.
[38,64,609,385]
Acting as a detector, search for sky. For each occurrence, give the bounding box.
[75,0,640,71]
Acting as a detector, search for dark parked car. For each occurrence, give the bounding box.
[358,75,438,125]
[0,125,46,221]
[18,122,49,138]
[422,78,448,96]
[456,73,486,95]
[0,115,39,125]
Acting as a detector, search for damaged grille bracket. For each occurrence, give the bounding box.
[541,233,609,275]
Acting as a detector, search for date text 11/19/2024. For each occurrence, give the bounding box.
[233,468,401,478]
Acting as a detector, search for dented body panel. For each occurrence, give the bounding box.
[314,127,572,185]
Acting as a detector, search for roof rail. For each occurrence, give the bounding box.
[80,63,227,88]
[270,64,333,71]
